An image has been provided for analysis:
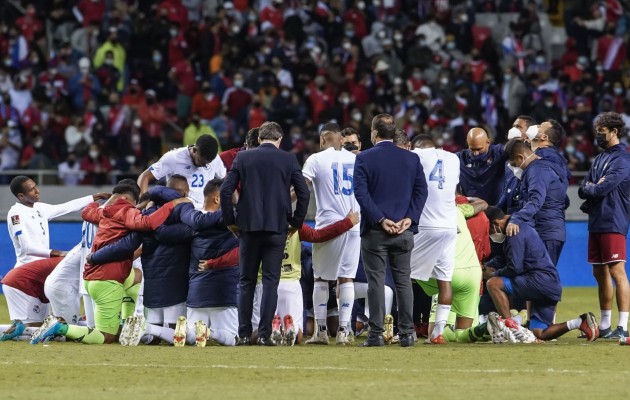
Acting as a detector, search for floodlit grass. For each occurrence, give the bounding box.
[0,288,629,400]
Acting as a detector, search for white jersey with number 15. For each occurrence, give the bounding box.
[412,148,460,230]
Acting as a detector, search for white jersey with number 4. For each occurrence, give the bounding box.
[412,148,460,230]
[149,146,226,209]
[302,147,359,231]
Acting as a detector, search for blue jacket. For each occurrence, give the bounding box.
[458,144,505,205]
[535,146,571,181]
[510,158,568,242]
[354,141,428,234]
[89,186,190,308]
[494,223,562,302]
[578,144,630,234]
[158,206,239,308]
[497,166,522,214]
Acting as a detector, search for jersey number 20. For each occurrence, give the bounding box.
[429,160,445,189]
[191,174,205,188]
[332,162,354,195]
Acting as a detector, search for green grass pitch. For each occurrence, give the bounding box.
[1,288,629,399]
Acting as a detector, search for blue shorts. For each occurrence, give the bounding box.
[502,277,557,330]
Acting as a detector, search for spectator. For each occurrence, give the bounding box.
[93,27,126,91]
[94,50,121,98]
[15,5,43,43]
[0,90,19,126]
[70,20,100,58]
[57,152,83,186]
[502,66,527,120]
[169,52,197,121]
[65,115,93,155]
[136,89,167,160]
[68,57,101,111]
[73,0,106,27]
[0,120,22,175]
[80,143,112,185]
[222,72,253,136]
[192,81,221,123]
[183,113,220,149]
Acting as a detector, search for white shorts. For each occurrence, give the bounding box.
[410,229,456,282]
[252,280,304,332]
[44,282,80,324]
[145,302,186,326]
[3,285,50,324]
[312,230,361,281]
[187,306,238,338]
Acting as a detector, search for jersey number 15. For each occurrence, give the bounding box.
[331,162,354,195]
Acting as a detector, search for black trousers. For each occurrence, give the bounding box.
[238,231,286,339]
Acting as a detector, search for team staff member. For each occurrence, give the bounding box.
[457,128,506,205]
[578,112,630,339]
[221,121,310,346]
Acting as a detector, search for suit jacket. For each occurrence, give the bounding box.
[220,143,310,233]
[353,141,428,235]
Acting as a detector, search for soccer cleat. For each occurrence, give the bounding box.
[0,320,26,342]
[383,314,394,344]
[597,327,612,338]
[414,321,429,338]
[487,312,506,344]
[173,316,188,347]
[126,316,147,346]
[119,316,134,346]
[429,335,447,345]
[271,314,283,345]
[601,326,629,340]
[305,329,329,345]
[194,320,208,348]
[29,317,63,345]
[579,312,599,342]
[513,326,538,344]
[283,315,296,346]
[336,327,352,345]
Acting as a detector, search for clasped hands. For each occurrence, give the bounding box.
[380,217,412,235]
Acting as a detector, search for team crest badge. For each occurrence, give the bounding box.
[11,215,20,225]
[487,157,493,165]
[33,305,40,313]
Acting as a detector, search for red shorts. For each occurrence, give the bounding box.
[588,233,627,265]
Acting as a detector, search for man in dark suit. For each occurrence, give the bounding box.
[220,121,310,346]
[353,114,428,347]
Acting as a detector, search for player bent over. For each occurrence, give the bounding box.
[483,206,599,342]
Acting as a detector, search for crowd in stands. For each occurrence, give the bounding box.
[1,0,630,185]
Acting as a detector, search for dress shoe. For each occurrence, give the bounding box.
[236,337,251,346]
[257,337,277,346]
[359,334,384,347]
[399,333,415,347]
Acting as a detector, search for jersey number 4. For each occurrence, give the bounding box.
[332,162,354,195]
[429,160,445,189]
[191,174,205,188]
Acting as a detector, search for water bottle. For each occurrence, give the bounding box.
[619,337,630,345]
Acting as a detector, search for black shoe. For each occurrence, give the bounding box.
[602,326,629,339]
[257,337,277,346]
[399,333,415,347]
[359,334,384,347]
[598,327,613,338]
[236,337,251,346]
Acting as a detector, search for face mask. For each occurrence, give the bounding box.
[169,28,178,38]
[153,54,162,63]
[578,56,588,66]
[439,77,449,85]
[345,30,354,38]
[525,125,539,141]
[544,101,554,108]
[490,231,506,243]
[419,40,427,47]
[507,127,522,140]
[446,42,456,50]
[357,1,365,10]
[231,25,240,34]
[33,138,43,148]
[281,90,290,98]
[105,59,114,66]
[89,150,99,159]
[565,145,575,154]
[342,42,352,51]
[352,113,362,122]
[125,155,136,164]
[596,132,611,148]
[536,56,545,64]
[614,87,623,95]
[503,74,511,82]
[596,65,603,73]
[510,165,523,180]
[133,119,142,128]
[339,97,350,105]
[234,80,243,88]
[394,33,403,41]
[460,14,469,23]
[377,31,386,39]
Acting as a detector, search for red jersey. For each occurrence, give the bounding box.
[172,60,197,97]
[456,196,490,263]
[76,0,106,27]
[81,199,174,283]
[1,257,63,302]
[220,147,242,171]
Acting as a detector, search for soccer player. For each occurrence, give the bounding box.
[578,112,630,339]
[30,183,189,345]
[410,136,460,344]
[43,244,83,325]
[340,127,362,154]
[457,127,505,205]
[504,140,568,266]
[483,206,599,342]
[302,122,361,345]
[0,258,63,341]
[7,175,110,268]
[137,134,226,209]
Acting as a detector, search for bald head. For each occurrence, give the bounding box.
[466,128,490,156]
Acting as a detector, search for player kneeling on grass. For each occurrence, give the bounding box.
[30,183,189,345]
[0,258,63,341]
[482,206,599,342]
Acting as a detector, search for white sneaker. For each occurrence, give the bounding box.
[512,326,537,344]
[305,329,329,345]
[194,320,208,348]
[119,316,135,346]
[127,315,146,346]
[174,316,187,347]
[335,328,351,345]
[487,312,506,344]
[504,326,519,344]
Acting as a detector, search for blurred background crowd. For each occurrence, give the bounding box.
[1,0,630,185]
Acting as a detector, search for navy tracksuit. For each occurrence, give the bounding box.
[458,144,506,206]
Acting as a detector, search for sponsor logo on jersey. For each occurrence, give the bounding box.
[613,254,619,259]
[11,215,20,225]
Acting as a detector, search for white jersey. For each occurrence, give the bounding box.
[46,243,82,287]
[302,147,359,231]
[79,220,98,295]
[7,196,93,268]
[412,148,459,230]
[149,146,226,209]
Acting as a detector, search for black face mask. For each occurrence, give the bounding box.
[343,142,359,152]
[596,133,610,149]
[147,98,155,105]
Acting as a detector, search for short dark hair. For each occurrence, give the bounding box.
[138,192,151,203]
[118,178,139,188]
[485,206,505,223]
[203,178,224,197]
[113,183,140,202]
[259,121,283,141]
[10,176,31,198]
[411,134,435,149]
[320,122,341,136]
[543,119,565,145]
[516,115,537,127]
[505,138,532,160]
[168,174,188,187]
[341,127,359,138]
[196,135,219,161]
[372,114,396,139]
[594,112,627,138]
[393,130,410,147]
[246,128,260,148]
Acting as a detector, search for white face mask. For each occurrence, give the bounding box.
[234,80,243,88]
[525,125,539,141]
[507,127,522,140]
[352,113,362,122]
[89,150,99,159]
[510,165,523,180]
[490,225,506,243]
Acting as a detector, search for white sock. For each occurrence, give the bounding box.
[384,286,394,315]
[618,311,629,331]
[337,282,354,330]
[185,326,196,345]
[210,329,236,346]
[432,304,451,338]
[513,315,523,326]
[567,318,581,331]
[313,281,329,330]
[600,310,612,330]
[145,323,175,344]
